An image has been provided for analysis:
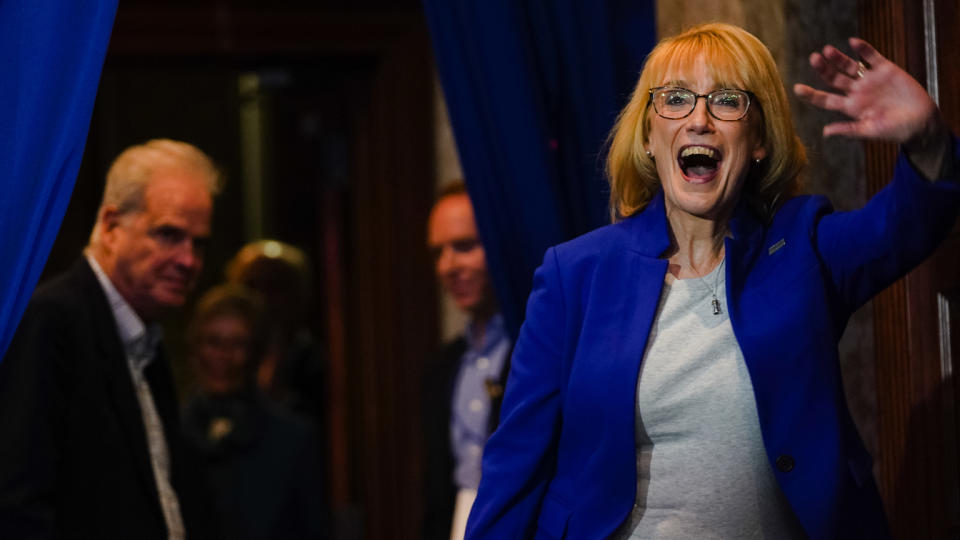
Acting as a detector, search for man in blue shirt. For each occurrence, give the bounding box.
[423,181,510,540]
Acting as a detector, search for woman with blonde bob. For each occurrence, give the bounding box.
[465,23,958,539]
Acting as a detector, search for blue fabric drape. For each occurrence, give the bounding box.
[0,1,118,361]
[423,1,656,338]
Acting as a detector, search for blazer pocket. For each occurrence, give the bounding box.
[536,493,572,539]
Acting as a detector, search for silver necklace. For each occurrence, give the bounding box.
[692,258,725,315]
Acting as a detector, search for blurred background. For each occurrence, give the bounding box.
[37,0,960,538]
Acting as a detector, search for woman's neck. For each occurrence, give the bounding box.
[664,209,728,280]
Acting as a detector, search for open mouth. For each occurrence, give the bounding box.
[678,145,722,182]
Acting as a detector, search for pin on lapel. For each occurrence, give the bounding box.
[768,238,786,255]
[207,417,234,442]
[484,378,504,399]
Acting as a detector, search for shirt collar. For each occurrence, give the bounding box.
[85,252,163,371]
[465,312,506,353]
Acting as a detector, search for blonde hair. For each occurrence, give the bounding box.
[606,22,806,222]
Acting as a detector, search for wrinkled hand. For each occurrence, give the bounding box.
[794,38,950,178]
[793,38,939,143]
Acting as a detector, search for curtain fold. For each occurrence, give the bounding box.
[0,0,118,360]
[423,0,656,338]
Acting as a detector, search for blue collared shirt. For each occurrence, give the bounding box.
[84,252,162,375]
[450,313,510,490]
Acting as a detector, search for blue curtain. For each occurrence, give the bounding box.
[423,0,656,338]
[0,1,118,360]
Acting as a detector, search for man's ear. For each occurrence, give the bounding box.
[97,206,123,248]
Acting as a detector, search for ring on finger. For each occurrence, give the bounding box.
[855,61,867,79]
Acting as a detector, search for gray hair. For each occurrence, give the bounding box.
[90,139,222,243]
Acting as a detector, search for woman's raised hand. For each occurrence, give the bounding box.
[794,38,950,178]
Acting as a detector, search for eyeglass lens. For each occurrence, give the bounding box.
[652,88,749,120]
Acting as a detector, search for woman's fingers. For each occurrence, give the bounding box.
[809,52,855,92]
[796,36,942,144]
[821,121,861,138]
[849,38,883,69]
[795,84,866,139]
[821,44,863,80]
[793,83,848,113]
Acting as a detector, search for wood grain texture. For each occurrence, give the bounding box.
[860,0,960,537]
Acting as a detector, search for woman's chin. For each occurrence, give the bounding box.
[669,195,731,221]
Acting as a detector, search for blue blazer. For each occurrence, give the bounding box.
[465,147,960,540]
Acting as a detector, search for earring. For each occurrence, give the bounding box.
[754,157,762,164]
[645,149,653,158]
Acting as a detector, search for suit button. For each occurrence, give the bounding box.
[776,454,795,473]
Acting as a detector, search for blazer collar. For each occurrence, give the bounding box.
[71,258,162,503]
[619,190,671,258]
[727,196,765,247]
[84,253,163,373]
[619,189,765,256]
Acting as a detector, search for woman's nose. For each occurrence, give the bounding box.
[686,97,714,132]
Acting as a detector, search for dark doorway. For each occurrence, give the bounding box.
[44,4,438,539]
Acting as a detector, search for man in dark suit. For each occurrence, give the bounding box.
[0,139,221,539]
[423,182,510,540]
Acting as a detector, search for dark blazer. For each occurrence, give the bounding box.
[466,147,960,540]
[182,393,328,540]
[422,336,509,540]
[0,258,210,539]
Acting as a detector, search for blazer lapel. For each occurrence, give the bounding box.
[723,198,765,337]
[607,190,672,392]
[582,194,671,528]
[74,259,160,502]
[617,191,673,376]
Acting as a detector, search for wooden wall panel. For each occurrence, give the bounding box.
[860,0,960,537]
[346,27,436,539]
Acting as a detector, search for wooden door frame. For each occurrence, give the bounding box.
[860,0,960,537]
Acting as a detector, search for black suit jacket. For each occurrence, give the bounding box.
[0,258,210,539]
[421,336,509,540]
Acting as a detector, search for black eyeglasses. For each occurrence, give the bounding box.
[648,86,755,121]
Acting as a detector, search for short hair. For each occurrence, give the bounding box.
[187,283,266,386]
[435,179,468,204]
[102,139,222,214]
[90,139,222,244]
[606,22,807,222]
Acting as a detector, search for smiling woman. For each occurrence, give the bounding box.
[644,60,768,241]
[464,22,960,540]
[608,25,806,229]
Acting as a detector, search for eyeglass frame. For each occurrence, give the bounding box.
[647,86,757,121]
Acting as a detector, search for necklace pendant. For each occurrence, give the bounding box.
[711,296,721,315]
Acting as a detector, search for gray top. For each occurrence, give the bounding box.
[613,262,806,539]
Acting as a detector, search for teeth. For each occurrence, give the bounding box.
[680,146,720,160]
